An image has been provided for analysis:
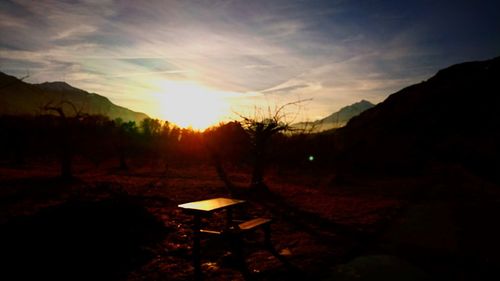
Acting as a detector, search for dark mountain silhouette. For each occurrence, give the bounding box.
[0,72,148,122]
[294,100,374,132]
[333,56,500,180]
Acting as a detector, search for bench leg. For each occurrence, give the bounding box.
[263,225,283,260]
[263,223,272,249]
[192,215,202,281]
[226,208,233,228]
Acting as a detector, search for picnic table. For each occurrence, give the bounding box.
[178,197,272,280]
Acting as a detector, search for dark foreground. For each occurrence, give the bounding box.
[1,163,499,281]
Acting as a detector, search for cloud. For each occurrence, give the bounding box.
[263,84,310,95]
[1,0,499,121]
[51,25,98,41]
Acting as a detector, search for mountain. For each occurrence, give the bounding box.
[295,100,374,132]
[0,72,148,123]
[332,56,500,179]
[319,100,374,127]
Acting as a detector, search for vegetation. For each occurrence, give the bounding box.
[0,113,322,186]
[1,57,499,280]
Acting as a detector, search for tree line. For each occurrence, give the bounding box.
[0,114,336,189]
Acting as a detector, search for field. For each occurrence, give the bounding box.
[1,162,500,281]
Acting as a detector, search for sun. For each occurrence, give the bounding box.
[153,80,232,130]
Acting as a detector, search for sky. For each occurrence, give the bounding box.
[1,0,499,129]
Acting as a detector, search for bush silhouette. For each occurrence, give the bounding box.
[0,196,168,281]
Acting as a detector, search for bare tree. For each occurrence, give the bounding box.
[42,100,87,180]
[238,99,310,191]
[204,121,248,195]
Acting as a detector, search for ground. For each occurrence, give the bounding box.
[1,162,499,280]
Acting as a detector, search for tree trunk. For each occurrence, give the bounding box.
[11,144,25,167]
[119,151,128,170]
[211,153,235,195]
[60,121,73,180]
[61,143,73,180]
[250,139,268,191]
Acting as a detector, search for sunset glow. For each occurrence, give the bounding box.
[153,80,232,130]
[0,1,499,280]
[1,1,499,128]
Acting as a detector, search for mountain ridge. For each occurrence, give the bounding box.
[294,99,374,132]
[0,72,148,123]
[333,56,500,179]
[322,99,374,124]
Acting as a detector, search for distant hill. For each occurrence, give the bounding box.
[0,72,148,123]
[333,56,500,179]
[294,100,374,132]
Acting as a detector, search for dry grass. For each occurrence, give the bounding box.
[2,162,495,280]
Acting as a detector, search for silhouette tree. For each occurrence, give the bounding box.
[239,100,308,191]
[140,118,162,138]
[114,118,139,170]
[138,118,165,165]
[159,121,181,173]
[79,115,113,167]
[204,121,249,194]
[1,116,29,167]
[42,100,85,180]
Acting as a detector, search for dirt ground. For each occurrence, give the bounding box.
[1,162,499,280]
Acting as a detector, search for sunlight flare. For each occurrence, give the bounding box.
[153,80,233,130]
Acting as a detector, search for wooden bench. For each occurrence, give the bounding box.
[200,217,272,238]
[179,198,275,279]
[238,218,272,247]
[238,217,271,231]
[199,217,273,276]
[200,217,273,250]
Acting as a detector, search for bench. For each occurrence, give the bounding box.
[178,198,275,280]
[238,217,272,246]
[238,217,271,231]
[200,218,272,232]
[199,217,273,277]
[200,217,272,239]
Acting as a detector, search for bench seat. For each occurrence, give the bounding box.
[200,229,222,235]
[238,218,272,231]
[199,217,272,236]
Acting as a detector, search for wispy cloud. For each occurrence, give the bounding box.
[1,0,499,121]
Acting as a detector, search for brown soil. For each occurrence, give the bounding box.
[1,163,499,280]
